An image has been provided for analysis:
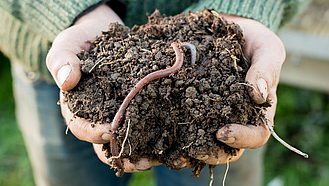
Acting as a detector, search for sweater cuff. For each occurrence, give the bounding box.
[22,0,106,40]
[185,0,286,32]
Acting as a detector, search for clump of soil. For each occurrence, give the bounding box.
[63,10,269,176]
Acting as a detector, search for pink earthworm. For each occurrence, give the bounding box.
[181,42,196,66]
[110,42,196,177]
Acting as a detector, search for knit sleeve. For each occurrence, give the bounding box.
[184,0,311,32]
[0,0,109,41]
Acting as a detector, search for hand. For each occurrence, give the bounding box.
[195,14,285,165]
[46,5,155,172]
[47,4,123,143]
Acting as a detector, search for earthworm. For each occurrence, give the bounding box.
[181,42,196,66]
[110,42,187,176]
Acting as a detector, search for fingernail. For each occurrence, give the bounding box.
[256,78,268,101]
[57,64,72,87]
[218,137,236,144]
[102,133,111,141]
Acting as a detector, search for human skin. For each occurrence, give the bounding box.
[46,5,285,171]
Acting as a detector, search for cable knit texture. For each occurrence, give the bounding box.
[0,0,310,81]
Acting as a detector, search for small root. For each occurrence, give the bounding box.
[89,57,106,73]
[182,142,193,150]
[109,119,131,162]
[222,156,231,186]
[177,122,191,125]
[209,98,222,102]
[192,162,206,178]
[140,48,152,53]
[65,110,79,135]
[65,125,70,135]
[260,109,309,158]
[99,61,113,68]
[209,165,216,186]
[231,55,239,72]
[128,139,132,156]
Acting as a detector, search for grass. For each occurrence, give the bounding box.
[0,52,329,185]
[0,54,34,186]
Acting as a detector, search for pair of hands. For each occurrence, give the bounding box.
[46,5,285,172]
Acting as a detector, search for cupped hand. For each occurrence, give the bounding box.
[195,14,285,164]
[47,5,123,144]
[47,5,156,173]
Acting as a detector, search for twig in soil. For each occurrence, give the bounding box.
[109,42,187,177]
[181,42,197,66]
[260,109,309,158]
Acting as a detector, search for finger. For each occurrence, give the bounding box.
[196,146,244,165]
[171,156,194,169]
[46,5,123,91]
[216,122,270,149]
[122,158,153,172]
[93,144,153,172]
[216,84,277,149]
[60,92,111,144]
[242,23,285,104]
[46,47,82,91]
[216,14,285,104]
[46,22,105,91]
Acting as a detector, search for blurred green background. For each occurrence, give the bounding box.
[1,51,329,186]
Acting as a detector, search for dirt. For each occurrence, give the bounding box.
[63,10,270,177]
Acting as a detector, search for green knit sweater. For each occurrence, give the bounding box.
[0,0,310,82]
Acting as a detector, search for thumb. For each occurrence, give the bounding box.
[46,5,123,91]
[46,45,82,91]
[46,22,105,91]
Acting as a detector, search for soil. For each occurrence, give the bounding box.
[63,10,269,177]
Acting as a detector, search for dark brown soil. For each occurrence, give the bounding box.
[63,10,269,177]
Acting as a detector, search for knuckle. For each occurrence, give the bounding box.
[46,49,56,70]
